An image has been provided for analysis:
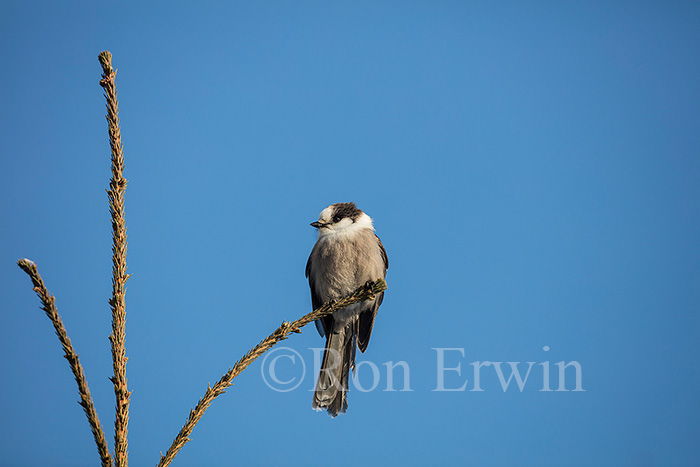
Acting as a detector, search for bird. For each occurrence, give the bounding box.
[306,202,388,417]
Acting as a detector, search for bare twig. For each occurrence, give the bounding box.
[156,278,388,467]
[17,259,113,467]
[98,50,131,467]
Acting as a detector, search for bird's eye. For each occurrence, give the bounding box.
[333,215,342,223]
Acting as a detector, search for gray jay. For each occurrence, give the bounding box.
[306,202,388,417]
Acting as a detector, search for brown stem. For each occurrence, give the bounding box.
[98,50,131,467]
[156,278,388,467]
[17,259,113,467]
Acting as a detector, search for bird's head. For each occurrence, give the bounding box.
[311,202,374,237]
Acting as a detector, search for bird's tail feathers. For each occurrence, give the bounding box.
[312,323,355,417]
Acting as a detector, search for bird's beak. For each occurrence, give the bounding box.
[311,221,325,228]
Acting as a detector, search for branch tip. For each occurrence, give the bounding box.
[98,51,113,72]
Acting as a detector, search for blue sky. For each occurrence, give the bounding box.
[1,1,699,466]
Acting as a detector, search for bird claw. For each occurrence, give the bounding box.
[364,280,376,299]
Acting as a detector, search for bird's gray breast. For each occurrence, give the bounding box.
[310,229,384,329]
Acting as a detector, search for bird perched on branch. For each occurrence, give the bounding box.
[306,202,388,417]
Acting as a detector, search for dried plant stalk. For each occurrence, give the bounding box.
[98,50,131,467]
[157,278,388,467]
[17,259,113,467]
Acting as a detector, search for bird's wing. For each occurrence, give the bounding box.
[307,249,332,338]
[357,234,388,352]
[376,234,389,270]
[357,293,382,353]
